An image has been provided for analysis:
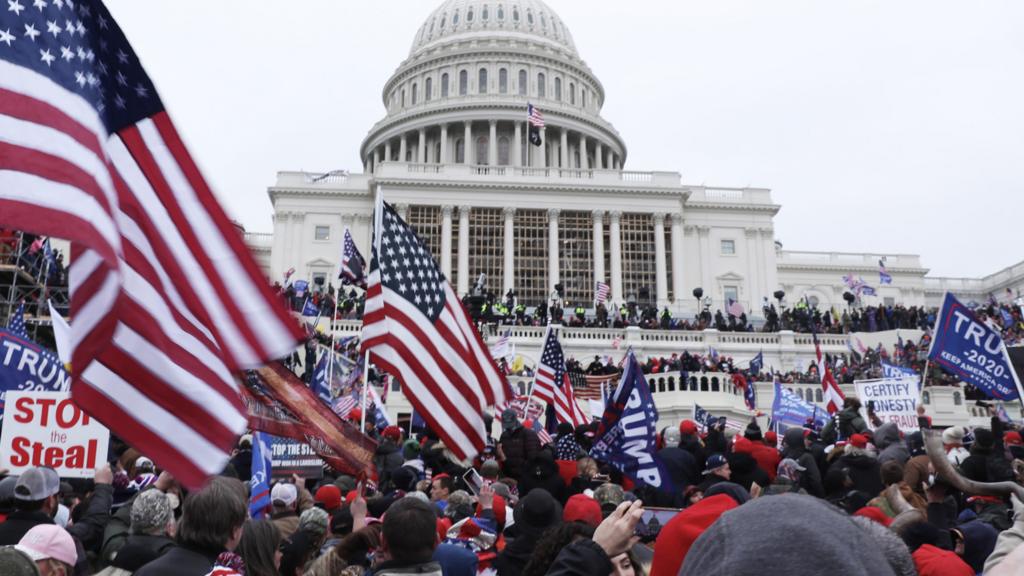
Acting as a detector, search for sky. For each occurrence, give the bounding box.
[104,0,1024,278]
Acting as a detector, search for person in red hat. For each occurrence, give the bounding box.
[828,433,883,498]
[314,485,343,515]
[678,420,707,475]
[374,425,405,491]
[562,494,602,528]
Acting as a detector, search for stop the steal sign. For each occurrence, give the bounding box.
[1,392,109,478]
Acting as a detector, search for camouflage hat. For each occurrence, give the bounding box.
[593,483,625,511]
[299,507,330,539]
[131,489,173,535]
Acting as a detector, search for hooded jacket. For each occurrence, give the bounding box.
[910,544,973,576]
[875,423,910,465]
[499,426,540,481]
[728,438,770,490]
[649,494,738,576]
[954,520,998,573]
[518,451,567,503]
[831,450,885,498]
[821,406,868,444]
[781,428,824,497]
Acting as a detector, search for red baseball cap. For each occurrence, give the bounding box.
[680,420,698,435]
[850,434,868,449]
[315,485,342,512]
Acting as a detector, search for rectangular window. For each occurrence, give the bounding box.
[884,296,896,307]
[314,225,330,241]
[724,285,738,303]
[312,272,327,289]
[720,239,735,255]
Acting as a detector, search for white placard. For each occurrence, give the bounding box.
[0,392,109,478]
[854,377,920,433]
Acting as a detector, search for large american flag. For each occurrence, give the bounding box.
[527,103,544,127]
[568,370,618,401]
[594,281,610,305]
[813,328,845,413]
[534,328,587,426]
[339,227,366,288]
[0,0,303,488]
[361,202,510,460]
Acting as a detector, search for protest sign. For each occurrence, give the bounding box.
[928,293,1023,401]
[0,329,71,416]
[0,392,109,478]
[855,377,920,432]
[267,434,324,479]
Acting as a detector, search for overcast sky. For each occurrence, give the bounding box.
[104,0,1024,278]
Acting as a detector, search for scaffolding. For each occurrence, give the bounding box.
[1,230,68,347]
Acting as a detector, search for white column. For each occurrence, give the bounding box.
[671,212,685,305]
[592,210,605,288]
[396,203,409,222]
[609,211,623,303]
[503,207,515,293]
[538,127,547,168]
[745,227,760,308]
[653,213,668,306]
[457,206,471,295]
[560,129,569,168]
[440,124,449,163]
[464,122,473,164]
[606,149,614,170]
[698,225,712,294]
[580,135,589,170]
[594,142,603,170]
[513,122,522,167]
[488,120,497,166]
[384,140,392,162]
[548,208,560,289]
[291,213,305,277]
[399,134,407,163]
[613,156,620,170]
[373,149,381,172]
[417,129,426,163]
[441,205,453,279]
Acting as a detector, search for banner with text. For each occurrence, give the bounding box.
[770,380,828,432]
[267,434,324,479]
[855,377,920,432]
[0,329,71,417]
[0,392,109,478]
[928,293,1023,401]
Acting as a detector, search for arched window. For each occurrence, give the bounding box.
[499,68,508,93]
[711,377,720,392]
[518,70,527,95]
[459,70,468,95]
[455,138,465,163]
[475,136,488,165]
[513,7,519,21]
[922,391,931,405]
[700,377,709,392]
[482,5,489,20]
[498,136,510,165]
[527,10,534,25]
[441,73,449,97]
[453,10,459,24]
[541,12,547,29]
[537,73,545,97]
[668,377,675,392]
[657,378,665,393]
[425,78,432,101]
[440,12,446,28]
[689,377,697,391]
[411,83,417,105]
[815,389,823,403]
[569,82,575,105]
[401,89,406,107]
[467,7,474,22]
[581,89,586,108]
[497,4,504,20]
[555,77,562,100]
[478,68,488,94]
[954,391,963,405]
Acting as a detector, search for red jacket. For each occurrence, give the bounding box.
[911,544,973,576]
[733,437,780,482]
[649,494,738,576]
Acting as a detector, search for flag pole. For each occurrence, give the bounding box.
[328,289,340,397]
[362,184,385,435]
[525,324,552,410]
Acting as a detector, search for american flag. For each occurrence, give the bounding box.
[726,299,744,318]
[0,1,303,488]
[813,328,845,413]
[533,328,587,426]
[594,281,610,305]
[332,393,358,420]
[527,103,545,127]
[568,370,618,401]
[7,302,26,336]
[362,202,510,460]
[340,227,367,288]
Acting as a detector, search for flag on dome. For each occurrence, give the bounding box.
[340,228,367,288]
[361,201,511,460]
[527,103,544,146]
[0,0,304,488]
[534,327,588,427]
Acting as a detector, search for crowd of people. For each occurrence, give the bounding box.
[1,229,69,318]
[7,398,1024,575]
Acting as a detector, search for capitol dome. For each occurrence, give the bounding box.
[360,0,626,172]
[409,0,578,59]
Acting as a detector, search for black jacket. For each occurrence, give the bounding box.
[545,538,612,576]
[500,426,541,481]
[831,454,884,498]
[111,534,176,571]
[134,543,222,576]
[0,509,52,545]
[726,451,770,491]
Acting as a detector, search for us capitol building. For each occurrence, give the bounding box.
[243,0,1024,428]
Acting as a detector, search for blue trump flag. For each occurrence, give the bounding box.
[302,298,319,317]
[249,432,273,519]
[590,351,674,492]
[770,379,828,432]
[1,304,71,415]
[881,361,917,381]
[693,403,715,430]
[311,352,333,406]
[928,293,1023,401]
[749,352,763,377]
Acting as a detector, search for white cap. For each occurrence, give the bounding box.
[271,483,297,507]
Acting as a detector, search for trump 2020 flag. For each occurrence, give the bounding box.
[249,432,272,519]
[302,299,319,317]
[928,293,1023,401]
[589,351,674,492]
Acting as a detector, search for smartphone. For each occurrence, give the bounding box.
[635,507,681,539]
[462,468,484,495]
